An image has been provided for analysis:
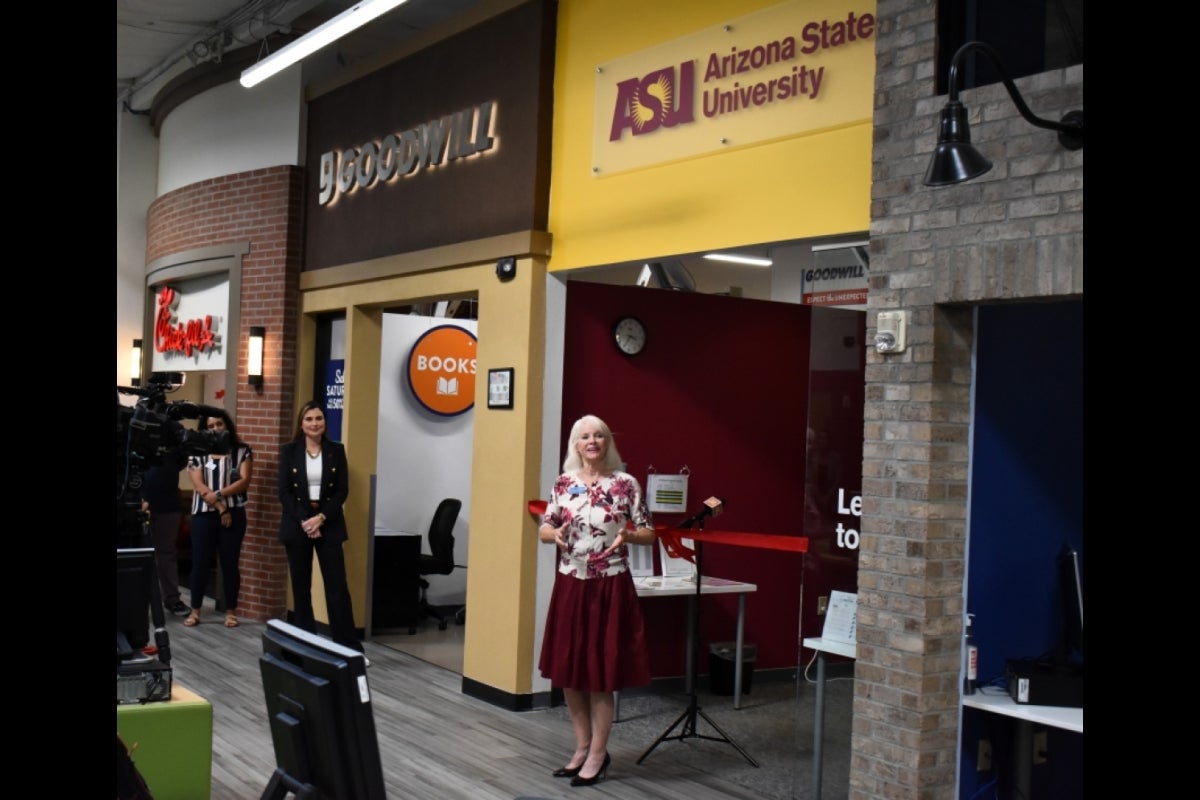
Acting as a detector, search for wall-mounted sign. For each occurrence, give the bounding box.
[805,242,869,307]
[151,280,227,371]
[406,325,478,417]
[487,368,514,410]
[324,359,345,441]
[647,473,689,514]
[592,0,876,176]
[318,101,498,207]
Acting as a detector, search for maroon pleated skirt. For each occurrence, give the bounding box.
[539,570,651,692]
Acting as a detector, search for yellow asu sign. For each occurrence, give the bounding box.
[407,325,477,416]
[592,0,876,176]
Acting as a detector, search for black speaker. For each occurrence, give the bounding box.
[496,257,516,281]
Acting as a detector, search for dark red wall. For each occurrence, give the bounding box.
[561,281,814,675]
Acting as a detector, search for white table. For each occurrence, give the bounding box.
[961,688,1083,798]
[634,576,758,710]
[803,636,856,799]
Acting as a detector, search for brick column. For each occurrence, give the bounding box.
[146,166,306,621]
[855,2,1083,796]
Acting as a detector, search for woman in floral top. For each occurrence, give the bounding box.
[537,414,654,786]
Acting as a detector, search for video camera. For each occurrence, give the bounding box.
[116,372,231,546]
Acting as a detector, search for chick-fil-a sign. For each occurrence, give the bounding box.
[155,286,217,358]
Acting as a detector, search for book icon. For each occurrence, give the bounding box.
[436,376,459,396]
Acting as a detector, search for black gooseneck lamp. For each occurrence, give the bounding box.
[923,41,1084,187]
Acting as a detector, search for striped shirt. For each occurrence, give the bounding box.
[188,446,253,514]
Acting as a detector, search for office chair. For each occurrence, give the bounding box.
[417,498,463,631]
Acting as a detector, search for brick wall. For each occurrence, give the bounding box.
[854,2,1083,797]
[146,166,306,621]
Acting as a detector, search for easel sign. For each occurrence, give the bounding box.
[659,537,696,579]
[647,472,688,514]
[821,590,858,645]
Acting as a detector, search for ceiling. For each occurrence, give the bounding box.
[117,0,483,106]
[117,1,857,301]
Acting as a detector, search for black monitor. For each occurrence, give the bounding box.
[116,547,158,664]
[1056,544,1083,665]
[259,620,387,800]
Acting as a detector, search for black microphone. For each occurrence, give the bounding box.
[678,497,725,530]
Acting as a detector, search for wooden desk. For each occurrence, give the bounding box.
[962,688,1083,799]
[116,684,213,800]
[635,576,757,710]
[803,636,856,799]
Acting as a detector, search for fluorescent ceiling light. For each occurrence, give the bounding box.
[811,240,869,252]
[703,252,773,267]
[240,0,411,88]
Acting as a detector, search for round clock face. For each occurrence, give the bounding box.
[613,316,647,355]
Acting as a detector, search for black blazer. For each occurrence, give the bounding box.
[277,438,349,545]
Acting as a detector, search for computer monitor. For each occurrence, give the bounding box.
[259,620,387,800]
[116,547,157,663]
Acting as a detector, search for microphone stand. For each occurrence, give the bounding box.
[637,515,757,767]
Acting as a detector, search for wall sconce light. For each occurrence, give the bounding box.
[130,339,143,387]
[923,41,1084,187]
[248,327,265,387]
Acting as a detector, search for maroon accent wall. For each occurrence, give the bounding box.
[561,281,813,674]
[303,0,556,270]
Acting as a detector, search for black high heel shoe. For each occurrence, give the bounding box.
[570,753,610,787]
[553,747,590,778]
[552,763,584,778]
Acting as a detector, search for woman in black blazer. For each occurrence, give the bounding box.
[277,400,361,651]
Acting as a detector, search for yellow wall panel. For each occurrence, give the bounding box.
[551,0,875,270]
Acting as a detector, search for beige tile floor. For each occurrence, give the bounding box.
[372,617,465,673]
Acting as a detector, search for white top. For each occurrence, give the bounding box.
[306,454,322,500]
[543,470,651,579]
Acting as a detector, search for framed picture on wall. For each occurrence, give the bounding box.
[487,368,514,409]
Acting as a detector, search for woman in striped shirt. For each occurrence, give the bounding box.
[183,410,254,628]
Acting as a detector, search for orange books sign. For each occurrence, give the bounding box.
[406,325,477,416]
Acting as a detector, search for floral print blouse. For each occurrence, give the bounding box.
[543,471,652,579]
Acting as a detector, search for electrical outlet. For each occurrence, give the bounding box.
[817,595,829,615]
[977,739,992,771]
[1033,731,1047,765]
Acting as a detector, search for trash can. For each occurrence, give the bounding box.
[709,642,756,696]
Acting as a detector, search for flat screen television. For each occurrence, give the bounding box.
[116,547,160,664]
[260,619,387,800]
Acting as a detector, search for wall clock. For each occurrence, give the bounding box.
[613,316,647,356]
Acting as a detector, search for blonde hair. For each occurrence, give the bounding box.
[562,414,624,473]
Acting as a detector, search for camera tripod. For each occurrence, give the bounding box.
[637,526,758,768]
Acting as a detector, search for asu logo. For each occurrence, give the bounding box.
[609,61,695,141]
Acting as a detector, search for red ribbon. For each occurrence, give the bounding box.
[527,499,547,521]
[658,528,809,563]
[526,501,806,559]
